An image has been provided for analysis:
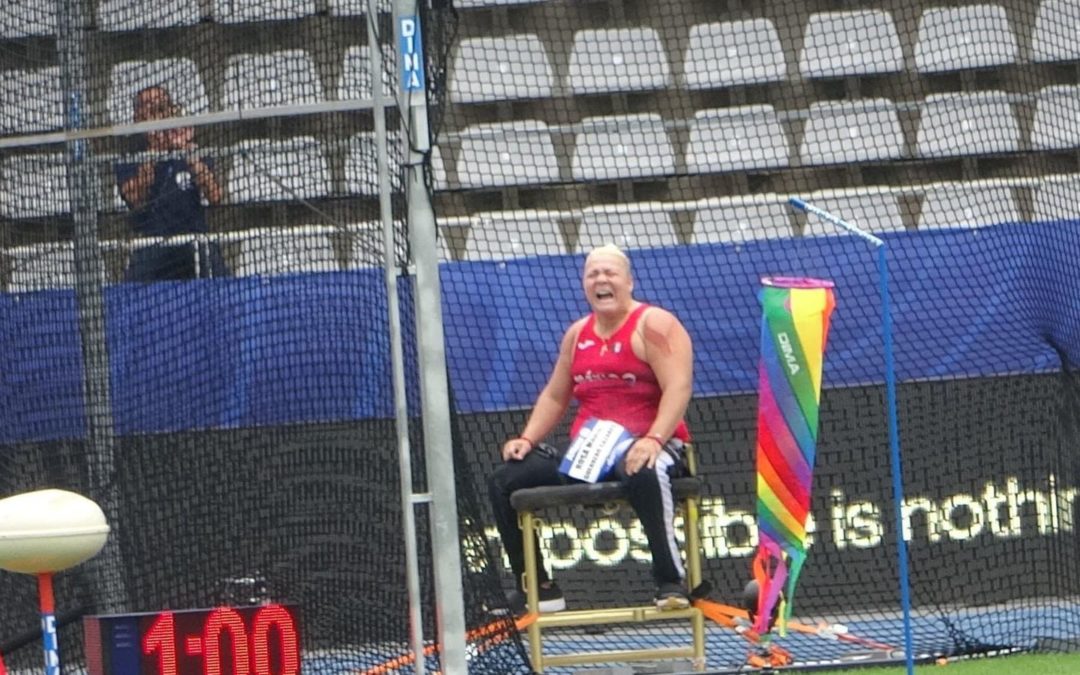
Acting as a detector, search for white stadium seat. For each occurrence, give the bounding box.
[1032,0,1080,63]
[5,242,74,293]
[98,0,200,31]
[799,99,904,166]
[572,113,675,182]
[1032,174,1080,222]
[576,202,680,252]
[803,187,905,234]
[429,144,449,191]
[914,5,1018,73]
[450,35,555,103]
[212,0,316,23]
[457,120,559,189]
[328,0,393,15]
[345,131,404,196]
[1032,85,1080,150]
[223,50,324,110]
[454,0,545,7]
[916,91,1019,158]
[918,182,1019,229]
[683,19,786,88]
[690,195,796,244]
[464,210,566,260]
[0,154,70,219]
[233,226,339,277]
[0,3,56,38]
[799,10,904,78]
[686,105,790,173]
[108,58,209,125]
[567,27,672,94]
[347,221,404,268]
[229,137,330,203]
[0,67,63,135]
[338,44,396,101]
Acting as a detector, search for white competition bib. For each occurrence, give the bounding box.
[559,418,636,483]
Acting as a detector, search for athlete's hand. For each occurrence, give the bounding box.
[624,438,661,475]
[502,438,533,462]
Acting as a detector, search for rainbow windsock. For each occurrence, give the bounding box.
[752,277,836,634]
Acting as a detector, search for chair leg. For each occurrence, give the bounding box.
[519,510,545,670]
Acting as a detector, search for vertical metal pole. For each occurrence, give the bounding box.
[58,0,127,613]
[393,3,468,673]
[878,245,915,675]
[369,3,426,674]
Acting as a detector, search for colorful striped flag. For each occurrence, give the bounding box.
[752,277,836,634]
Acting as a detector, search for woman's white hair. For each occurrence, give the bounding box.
[585,244,631,274]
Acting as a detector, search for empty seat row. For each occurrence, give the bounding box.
[0,133,403,218]
[436,88,1079,188]
[449,2,1080,103]
[0,47,394,135]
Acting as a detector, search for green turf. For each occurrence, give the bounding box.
[809,651,1080,674]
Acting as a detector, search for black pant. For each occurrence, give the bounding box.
[488,442,687,589]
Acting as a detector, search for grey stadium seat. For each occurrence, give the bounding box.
[918,182,1020,229]
[5,243,74,293]
[98,0,200,31]
[686,105,790,173]
[0,67,63,135]
[450,35,555,103]
[108,58,209,125]
[803,187,905,234]
[0,154,70,219]
[1032,0,1080,63]
[1032,174,1080,222]
[567,27,672,94]
[690,195,796,244]
[576,202,680,252]
[916,91,1019,158]
[799,99,904,166]
[914,4,1018,73]
[345,131,404,196]
[223,50,324,110]
[233,226,339,277]
[572,114,675,182]
[457,120,560,189]
[0,3,56,38]
[799,10,904,78]
[212,0,316,23]
[1032,85,1080,150]
[338,45,397,101]
[464,210,566,260]
[683,19,786,89]
[228,137,330,203]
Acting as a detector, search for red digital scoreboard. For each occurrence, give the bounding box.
[84,604,301,675]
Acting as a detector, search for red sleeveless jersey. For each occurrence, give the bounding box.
[570,304,691,441]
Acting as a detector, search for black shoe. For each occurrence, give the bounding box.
[493,582,567,616]
[654,582,690,610]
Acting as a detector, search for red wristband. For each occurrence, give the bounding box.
[645,433,666,447]
[519,435,535,447]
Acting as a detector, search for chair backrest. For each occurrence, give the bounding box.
[572,114,675,182]
[0,154,70,219]
[690,195,796,244]
[803,187,905,234]
[799,98,904,166]
[108,58,209,126]
[228,137,330,203]
[683,19,786,88]
[576,202,680,252]
[799,10,903,78]
[567,27,672,95]
[0,3,56,38]
[338,44,396,100]
[457,120,560,188]
[686,105,790,173]
[1032,85,1080,150]
[232,226,339,277]
[6,242,74,293]
[918,182,1019,229]
[464,210,566,260]
[223,50,324,110]
[212,0,316,23]
[916,91,1019,158]
[450,35,554,103]
[345,131,403,196]
[915,4,1018,73]
[1032,0,1080,63]
[1032,174,1080,222]
[98,0,200,31]
[0,67,64,135]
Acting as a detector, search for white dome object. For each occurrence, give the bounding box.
[0,489,110,574]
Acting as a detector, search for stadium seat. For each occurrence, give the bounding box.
[0,67,64,135]
[690,195,796,243]
[5,242,74,293]
[450,34,555,103]
[232,226,339,277]
[567,27,672,94]
[228,137,330,203]
[348,221,408,268]
[1032,174,1080,222]
[915,91,1019,158]
[345,131,403,196]
[464,210,566,260]
[338,44,396,101]
[802,187,905,234]
[327,0,393,15]
[685,105,790,173]
[914,5,1018,73]
[1032,0,1080,62]
[799,10,904,78]
[799,99,904,166]
[456,120,559,189]
[108,58,209,126]
[683,19,786,88]
[572,113,675,182]
[0,154,70,219]
[429,144,449,191]
[98,0,200,31]
[454,0,545,7]
[576,202,681,252]
[212,0,316,23]
[1032,85,1080,150]
[222,50,324,110]
[918,181,1020,229]
[0,3,56,38]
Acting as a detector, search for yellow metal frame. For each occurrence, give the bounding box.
[517,446,706,672]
